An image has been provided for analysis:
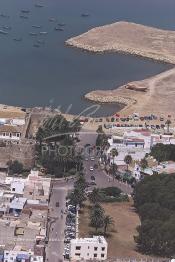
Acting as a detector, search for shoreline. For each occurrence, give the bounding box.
[66,21,175,65]
[65,21,175,117]
[83,67,175,117]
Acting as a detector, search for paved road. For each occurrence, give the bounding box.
[79,131,133,194]
[46,180,73,262]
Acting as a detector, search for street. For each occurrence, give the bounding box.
[46,180,73,262]
[46,130,132,262]
[79,130,133,194]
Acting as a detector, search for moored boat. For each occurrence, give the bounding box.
[54,27,64,31]
[33,43,40,48]
[21,9,30,14]
[39,31,48,35]
[49,18,56,22]
[81,13,90,17]
[35,4,44,8]
[20,15,28,19]
[13,37,22,42]
[2,25,11,30]
[29,32,38,36]
[0,29,8,35]
[57,23,65,26]
[32,25,42,28]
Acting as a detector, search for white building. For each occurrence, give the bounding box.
[0,125,22,142]
[70,236,108,261]
[3,249,33,262]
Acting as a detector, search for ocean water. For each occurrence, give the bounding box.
[0,0,173,116]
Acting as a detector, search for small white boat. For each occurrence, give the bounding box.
[39,31,48,35]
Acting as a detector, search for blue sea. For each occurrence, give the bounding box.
[0,0,173,116]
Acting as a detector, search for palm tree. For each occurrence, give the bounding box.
[165,119,171,134]
[89,188,102,204]
[90,204,104,232]
[140,158,148,170]
[103,215,114,234]
[110,148,118,180]
[124,155,132,171]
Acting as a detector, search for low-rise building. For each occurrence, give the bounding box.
[70,236,108,261]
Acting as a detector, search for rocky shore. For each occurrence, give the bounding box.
[66,21,175,64]
[84,90,135,107]
[83,68,175,117]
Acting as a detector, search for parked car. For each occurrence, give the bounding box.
[89,181,96,186]
[90,166,94,171]
[91,175,95,181]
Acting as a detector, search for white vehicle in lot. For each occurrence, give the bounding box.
[90,166,94,171]
[90,157,95,161]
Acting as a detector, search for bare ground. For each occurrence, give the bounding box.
[79,201,157,260]
[85,67,175,117]
[66,21,175,117]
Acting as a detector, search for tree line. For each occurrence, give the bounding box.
[133,173,175,257]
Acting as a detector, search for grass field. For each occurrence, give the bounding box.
[79,200,156,260]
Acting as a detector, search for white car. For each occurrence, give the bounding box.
[90,157,95,161]
[90,166,94,171]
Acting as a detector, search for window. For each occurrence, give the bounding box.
[102,247,105,251]
[101,254,105,258]
[75,253,80,256]
[94,247,98,251]
[94,254,97,258]
[76,246,81,250]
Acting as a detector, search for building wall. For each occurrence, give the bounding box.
[70,238,107,261]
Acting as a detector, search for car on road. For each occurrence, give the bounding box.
[91,175,95,181]
[90,157,95,161]
[55,202,59,207]
[89,181,96,186]
[90,166,94,171]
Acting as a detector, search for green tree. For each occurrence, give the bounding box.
[90,204,104,232]
[165,119,171,134]
[140,158,148,170]
[103,215,114,234]
[69,187,86,208]
[89,188,102,204]
[124,155,132,171]
[133,173,175,257]
[7,160,24,175]
[110,148,118,180]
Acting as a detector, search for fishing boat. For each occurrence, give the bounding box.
[20,15,28,19]
[0,13,9,18]
[29,32,38,36]
[21,9,30,14]
[2,25,11,30]
[49,18,56,22]
[0,30,8,35]
[32,25,42,28]
[81,13,90,17]
[39,31,48,35]
[13,37,22,42]
[37,39,45,44]
[35,4,44,8]
[54,27,64,31]
[33,43,40,48]
[57,23,65,26]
